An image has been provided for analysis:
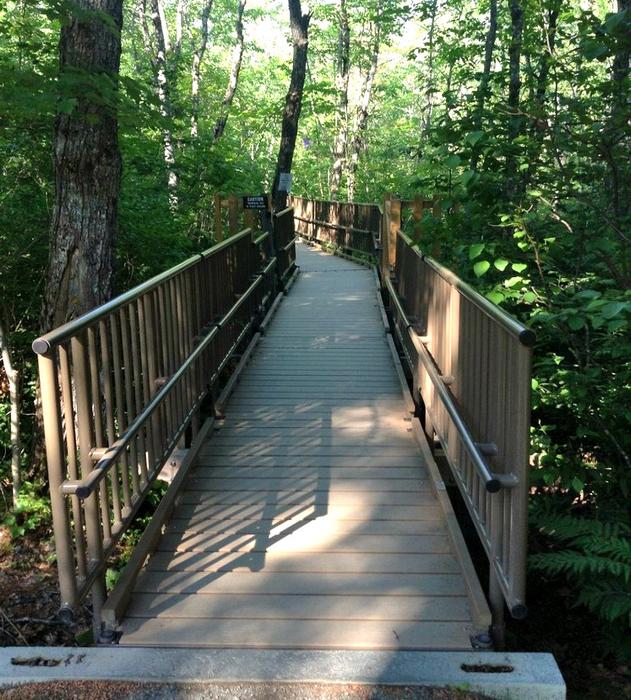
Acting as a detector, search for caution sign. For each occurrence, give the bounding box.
[243,195,268,210]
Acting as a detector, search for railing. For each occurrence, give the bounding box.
[290,195,381,258]
[273,206,298,284]
[34,213,295,630]
[381,224,533,621]
[295,193,533,627]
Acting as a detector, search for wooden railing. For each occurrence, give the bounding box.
[290,195,381,258]
[292,194,533,632]
[379,208,533,628]
[34,209,296,633]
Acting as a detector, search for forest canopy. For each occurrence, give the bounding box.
[0,0,629,666]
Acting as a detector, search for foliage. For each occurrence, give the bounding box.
[2,483,51,537]
[530,506,631,660]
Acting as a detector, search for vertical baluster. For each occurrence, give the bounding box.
[58,345,87,580]
[99,321,121,527]
[71,334,105,635]
[134,294,163,474]
[110,315,131,512]
[119,307,141,498]
[87,326,111,544]
[128,303,148,486]
[38,351,79,612]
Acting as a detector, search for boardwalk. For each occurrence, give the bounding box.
[119,242,487,649]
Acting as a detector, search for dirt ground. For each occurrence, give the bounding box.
[0,681,495,700]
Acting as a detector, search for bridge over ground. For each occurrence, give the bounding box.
[34,196,533,652]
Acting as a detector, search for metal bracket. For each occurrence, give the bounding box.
[470,631,494,650]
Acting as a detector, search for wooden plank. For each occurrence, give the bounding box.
[119,617,473,650]
[177,489,439,507]
[158,531,452,555]
[165,516,444,536]
[171,502,443,524]
[189,466,426,480]
[126,593,471,622]
[200,445,421,458]
[133,570,468,597]
[186,477,431,493]
[145,550,459,574]
[193,456,423,468]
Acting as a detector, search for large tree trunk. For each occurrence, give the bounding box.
[346,20,380,202]
[271,0,311,212]
[213,0,247,140]
[329,0,350,198]
[505,0,524,198]
[190,0,214,138]
[42,0,123,331]
[470,0,498,170]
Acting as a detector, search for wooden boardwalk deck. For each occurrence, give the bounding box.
[119,242,489,650]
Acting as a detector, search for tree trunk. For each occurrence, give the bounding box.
[0,319,20,507]
[505,0,524,198]
[42,0,123,331]
[150,0,178,207]
[271,0,311,212]
[346,20,380,202]
[470,0,498,170]
[422,0,438,134]
[329,0,350,198]
[213,0,247,140]
[190,0,214,138]
[521,1,559,186]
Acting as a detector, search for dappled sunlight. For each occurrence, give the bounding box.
[120,240,473,652]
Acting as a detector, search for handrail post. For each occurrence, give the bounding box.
[38,352,79,619]
[71,333,106,639]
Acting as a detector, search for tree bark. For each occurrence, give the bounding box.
[346,19,380,202]
[329,0,350,198]
[0,319,20,507]
[505,0,524,198]
[271,0,311,212]
[470,0,498,170]
[42,0,123,331]
[190,0,214,138]
[422,0,438,134]
[150,0,178,207]
[213,0,247,140]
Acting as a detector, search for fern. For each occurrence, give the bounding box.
[529,507,631,647]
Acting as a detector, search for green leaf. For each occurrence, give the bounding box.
[522,291,536,303]
[473,260,490,277]
[469,243,485,260]
[504,276,523,288]
[445,155,460,168]
[568,316,585,331]
[601,302,627,319]
[462,170,478,187]
[570,477,584,493]
[465,130,485,146]
[511,263,528,273]
[486,290,504,304]
[494,258,509,271]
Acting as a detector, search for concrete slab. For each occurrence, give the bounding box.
[1,647,565,699]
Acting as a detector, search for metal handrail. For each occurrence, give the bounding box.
[33,228,254,355]
[398,231,535,346]
[293,215,374,236]
[384,276,517,493]
[60,270,270,499]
